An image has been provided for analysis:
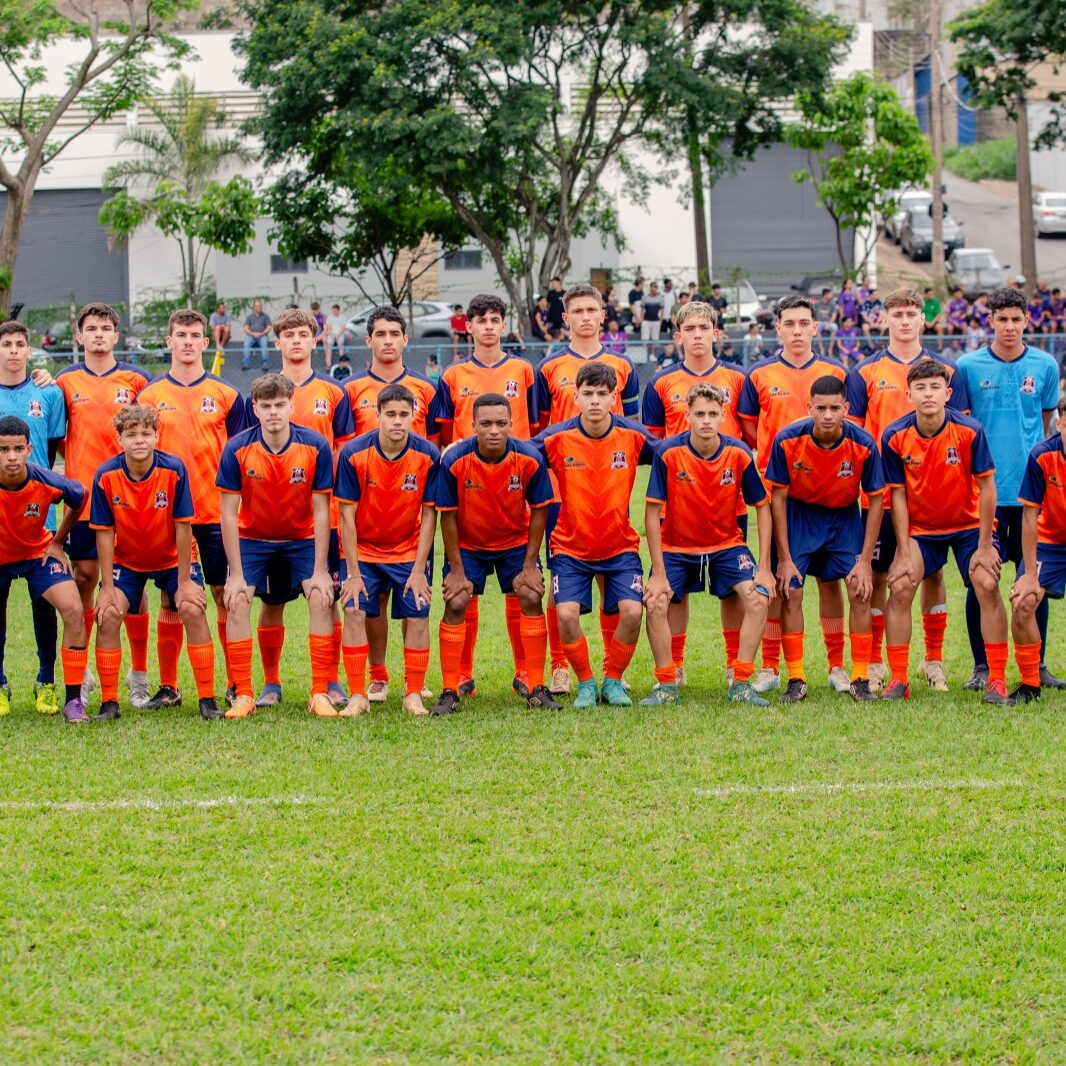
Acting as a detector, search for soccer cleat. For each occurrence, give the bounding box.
[34,681,59,715]
[982,679,1014,706]
[849,678,877,702]
[724,666,735,686]
[199,697,223,720]
[780,679,808,703]
[674,665,687,687]
[224,684,237,706]
[255,682,283,708]
[526,685,562,710]
[620,676,632,694]
[224,695,257,719]
[125,669,150,709]
[752,667,781,694]
[639,682,679,706]
[62,697,89,724]
[573,679,599,709]
[828,666,852,693]
[919,659,948,692]
[339,693,370,717]
[80,665,97,705]
[308,693,339,718]
[512,674,531,700]
[420,686,434,701]
[367,679,389,703]
[1009,683,1041,704]
[600,677,632,707]
[326,681,348,708]
[402,692,429,715]
[0,683,10,716]
[963,665,988,691]
[457,677,477,698]
[1039,665,1066,690]
[145,685,181,709]
[550,666,572,696]
[867,662,887,693]
[430,689,460,716]
[880,679,911,700]
[94,700,121,721]
[728,680,769,707]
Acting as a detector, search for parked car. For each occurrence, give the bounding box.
[945,248,1011,298]
[40,320,75,352]
[901,204,965,261]
[885,188,933,244]
[719,279,773,326]
[344,300,454,341]
[790,271,847,299]
[1034,191,1066,237]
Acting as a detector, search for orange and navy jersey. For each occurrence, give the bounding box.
[344,368,438,439]
[435,437,552,552]
[247,372,354,449]
[430,355,538,440]
[646,433,766,555]
[55,361,151,491]
[846,349,970,444]
[0,463,85,566]
[881,410,995,536]
[765,419,884,509]
[641,361,748,439]
[1018,435,1066,546]
[533,415,655,560]
[216,424,333,541]
[90,450,194,571]
[334,431,439,563]
[535,348,640,426]
[737,353,849,470]
[137,372,246,523]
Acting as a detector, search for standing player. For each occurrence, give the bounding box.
[0,416,90,723]
[641,299,748,684]
[847,287,970,692]
[137,309,246,708]
[765,377,885,702]
[90,406,219,720]
[534,362,655,708]
[643,384,773,707]
[216,374,336,719]
[881,360,1010,704]
[335,384,438,716]
[738,296,850,693]
[432,392,557,715]
[955,287,1063,690]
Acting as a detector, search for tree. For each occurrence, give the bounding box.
[788,72,934,275]
[98,75,258,306]
[0,0,195,313]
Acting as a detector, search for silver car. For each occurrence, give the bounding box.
[344,300,455,341]
[1034,192,1066,237]
[901,204,965,261]
[946,248,1010,298]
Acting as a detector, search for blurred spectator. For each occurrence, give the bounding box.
[965,316,988,351]
[601,320,627,356]
[546,277,566,332]
[656,341,679,368]
[532,296,551,343]
[330,352,353,382]
[310,301,325,344]
[836,315,860,366]
[425,353,440,384]
[718,340,739,365]
[323,303,347,370]
[209,302,231,350]
[547,327,570,358]
[836,278,858,325]
[241,299,272,370]
[813,288,837,355]
[742,323,765,365]
[922,287,943,341]
[640,281,664,361]
[946,288,968,335]
[503,331,527,358]
[662,278,676,330]
[450,304,470,360]
[860,288,883,343]
[972,293,991,329]
[707,283,728,318]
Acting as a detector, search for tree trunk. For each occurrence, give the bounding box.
[0,181,30,315]
[1016,96,1037,296]
[688,117,711,292]
[929,0,945,286]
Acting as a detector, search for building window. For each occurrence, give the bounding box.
[270,255,308,273]
[444,249,482,270]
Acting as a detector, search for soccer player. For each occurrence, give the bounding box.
[90,405,219,720]
[0,415,89,722]
[0,320,67,715]
[1010,399,1066,702]
[881,359,1010,704]
[642,299,748,685]
[534,361,655,708]
[432,392,557,714]
[216,374,336,719]
[765,376,885,702]
[335,384,438,716]
[955,287,1063,690]
[847,287,970,692]
[738,296,850,693]
[137,309,246,709]
[55,303,152,707]
[643,383,772,706]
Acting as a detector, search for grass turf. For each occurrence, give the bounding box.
[2,480,1065,1061]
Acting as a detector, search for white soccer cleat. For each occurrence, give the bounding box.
[367,679,389,703]
[674,665,687,687]
[550,666,571,696]
[126,669,151,709]
[828,666,852,693]
[868,662,887,693]
[752,667,780,694]
[920,658,949,692]
[402,692,428,715]
[420,686,434,701]
[80,665,98,705]
[338,693,370,717]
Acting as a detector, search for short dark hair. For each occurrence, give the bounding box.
[366,305,407,336]
[168,309,208,334]
[810,375,846,399]
[472,392,511,417]
[776,295,815,319]
[377,382,415,410]
[0,320,29,341]
[987,287,1027,315]
[575,361,617,392]
[0,415,30,441]
[467,294,507,321]
[251,372,295,401]
[76,302,120,330]
[906,358,950,386]
[564,284,603,310]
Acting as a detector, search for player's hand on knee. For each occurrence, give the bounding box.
[176,579,207,613]
[887,552,916,591]
[223,576,253,612]
[304,571,334,610]
[42,544,73,575]
[95,588,123,626]
[776,560,801,599]
[846,558,873,602]
[339,573,366,610]
[442,570,472,603]
[969,546,1001,582]
[642,574,671,611]
[403,573,432,610]
[1009,571,1040,611]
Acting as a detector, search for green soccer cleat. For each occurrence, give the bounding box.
[600,677,632,707]
[639,683,679,706]
[573,679,599,709]
[0,683,10,716]
[728,680,769,707]
[34,681,59,715]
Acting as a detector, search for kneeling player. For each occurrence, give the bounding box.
[643,384,773,706]
[336,384,438,716]
[766,376,884,702]
[1009,403,1066,702]
[0,416,89,722]
[91,406,218,720]
[217,374,336,718]
[433,392,558,715]
[881,359,1010,703]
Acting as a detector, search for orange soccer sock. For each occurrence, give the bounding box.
[125,609,150,674]
[520,613,548,688]
[733,659,755,684]
[870,609,885,664]
[438,620,467,693]
[886,643,910,686]
[331,620,343,685]
[599,608,620,673]
[156,608,183,689]
[820,615,845,671]
[654,664,676,686]
[61,646,87,690]
[404,646,430,696]
[562,636,594,683]
[671,632,688,670]
[504,595,524,675]
[459,598,479,679]
[922,606,948,662]
[342,644,369,697]
[762,618,781,673]
[369,662,389,684]
[723,628,740,669]
[546,604,567,671]
[850,631,873,681]
[95,645,122,703]
[187,641,216,699]
[215,606,232,686]
[604,638,636,681]
[309,633,334,696]
[257,625,285,686]
[782,631,806,682]
[228,638,254,699]
[1014,641,1041,687]
[985,641,1008,685]
[83,609,95,648]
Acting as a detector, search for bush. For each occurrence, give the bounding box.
[943,136,1016,182]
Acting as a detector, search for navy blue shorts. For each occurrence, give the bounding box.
[544,501,561,565]
[444,546,534,596]
[994,506,1024,567]
[737,511,749,541]
[914,527,997,588]
[256,532,340,605]
[550,551,643,615]
[662,546,762,602]
[863,507,896,575]
[240,538,315,600]
[112,562,203,612]
[1018,543,1066,598]
[0,556,77,600]
[192,523,228,587]
[65,519,97,561]
[341,558,432,619]
[784,499,863,585]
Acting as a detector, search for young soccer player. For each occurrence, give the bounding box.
[335,384,438,716]
[137,309,246,708]
[0,321,67,715]
[955,287,1063,690]
[765,376,885,702]
[881,359,1010,704]
[643,383,773,706]
[55,303,152,707]
[534,361,655,708]
[432,392,557,714]
[90,405,219,720]
[216,374,336,719]
[0,415,89,722]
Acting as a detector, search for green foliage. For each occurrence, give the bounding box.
[943,136,1017,181]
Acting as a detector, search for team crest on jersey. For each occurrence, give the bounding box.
[24,502,40,517]
[838,460,854,478]
[504,380,519,399]
[153,490,168,509]
[313,398,328,416]
[945,447,960,466]
[27,400,43,418]
[738,553,755,571]
[720,467,735,485]
[290,467,306,484]
[401,473,418,492]
[200,395,217,414]
[611,451,627,469]
[1021,376,1036,395]
[508,475,522,492]
[629,574,644,593]
[720,386,732,404]
[115,387,131,405]
[46,559,65,576]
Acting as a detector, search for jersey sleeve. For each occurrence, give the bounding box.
[535,367,551,424]
[947,368,970,413]
[334,452,361,503]
[1018,450,1046,506]
[845,369,869,421]
[620,361,640,418]
[90,473,114,529]
[881,431,904,486]
[225,394,247,436]
[59,474,86,512]
[46,387,67,442]
[333,391,356,441]
[524,371,539,428]
[421,461,438,505]
[738,373,760,420]
[524,453,553,507]
[740,452,767,506]
[641,379,665,433]
[764,436,790,486]
[173,462,195,521]
[970,426,995,478]
[435,455,459,510]
[216,442,242,492]
[859,445,885,495]
[313,439,334,491]
[637,425,658,466]
[646,448,668,503]
[430,375,455,423]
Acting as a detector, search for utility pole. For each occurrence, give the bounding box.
[682,5,711,292]
[929,0,945,287]
[1016,94,1037,296]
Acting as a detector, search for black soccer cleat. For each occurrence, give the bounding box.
[1039,665,1066,690]
[526,685,562,710]
[457,678,477,698]
[511,674,531,700]
[963,665,988,691]
[849,678,876,702]
[780,679,808,703]
[224,684,237,706]
[199,697,223,720]
[145,685,182,709]
[430,689,460,716]
[94,700,122,721]
[1009,683,1041,704]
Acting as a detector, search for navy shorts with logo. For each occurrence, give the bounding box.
[0,556,77,600]
[444,546,534,596]
[1018,543,1066,598]
[257,531,340,605]
[914,527,998,588]
[784,499,863,585]
[240,538,316,600]
[551,551,643,615]
[112,562,204,612]
[65,519,97,561]
[341,558,432,619]
[662,545,762,602]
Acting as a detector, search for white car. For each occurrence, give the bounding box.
[344,300,455,341]
[1034,192,1066,237]
[719,279,772,326]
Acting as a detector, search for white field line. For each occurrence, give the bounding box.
[0,794,324,814]
[695,779,1026,799]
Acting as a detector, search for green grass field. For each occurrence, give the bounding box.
[3,477,1066,1061]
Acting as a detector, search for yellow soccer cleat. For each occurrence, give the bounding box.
[0,684,10,716]
[34,681,59,715]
